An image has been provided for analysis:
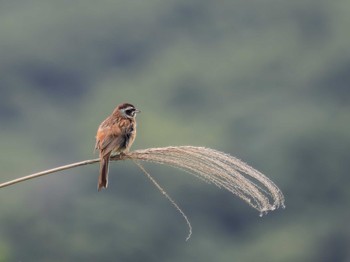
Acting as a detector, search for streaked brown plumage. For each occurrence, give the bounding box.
[95,103,140,191]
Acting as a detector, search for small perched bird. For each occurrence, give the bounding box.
[95,103,140,191]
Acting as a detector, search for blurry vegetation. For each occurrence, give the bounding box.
[0,0,349,261]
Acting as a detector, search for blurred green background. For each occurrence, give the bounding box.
[1,0,349,261]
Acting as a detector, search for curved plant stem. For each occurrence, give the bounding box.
[133,160,192,241]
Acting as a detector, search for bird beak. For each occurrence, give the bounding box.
[135,109,141,113]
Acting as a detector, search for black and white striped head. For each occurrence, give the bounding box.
[115,103,140,119]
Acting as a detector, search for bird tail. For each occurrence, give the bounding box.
[98,154,110,191]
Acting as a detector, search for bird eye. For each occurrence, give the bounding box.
[125,109,133,116]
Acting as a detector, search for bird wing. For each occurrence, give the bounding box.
[96,124,125,157]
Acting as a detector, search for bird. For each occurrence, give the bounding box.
[95,103,140,191]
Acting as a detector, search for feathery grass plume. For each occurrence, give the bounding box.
[116,146,285,215]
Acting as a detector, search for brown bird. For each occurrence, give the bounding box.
[95,103,140,191]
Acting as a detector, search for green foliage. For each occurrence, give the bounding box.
[0,0,350,261]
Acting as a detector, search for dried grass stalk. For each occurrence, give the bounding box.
[0,146,285,215]
[0,146,285,240]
